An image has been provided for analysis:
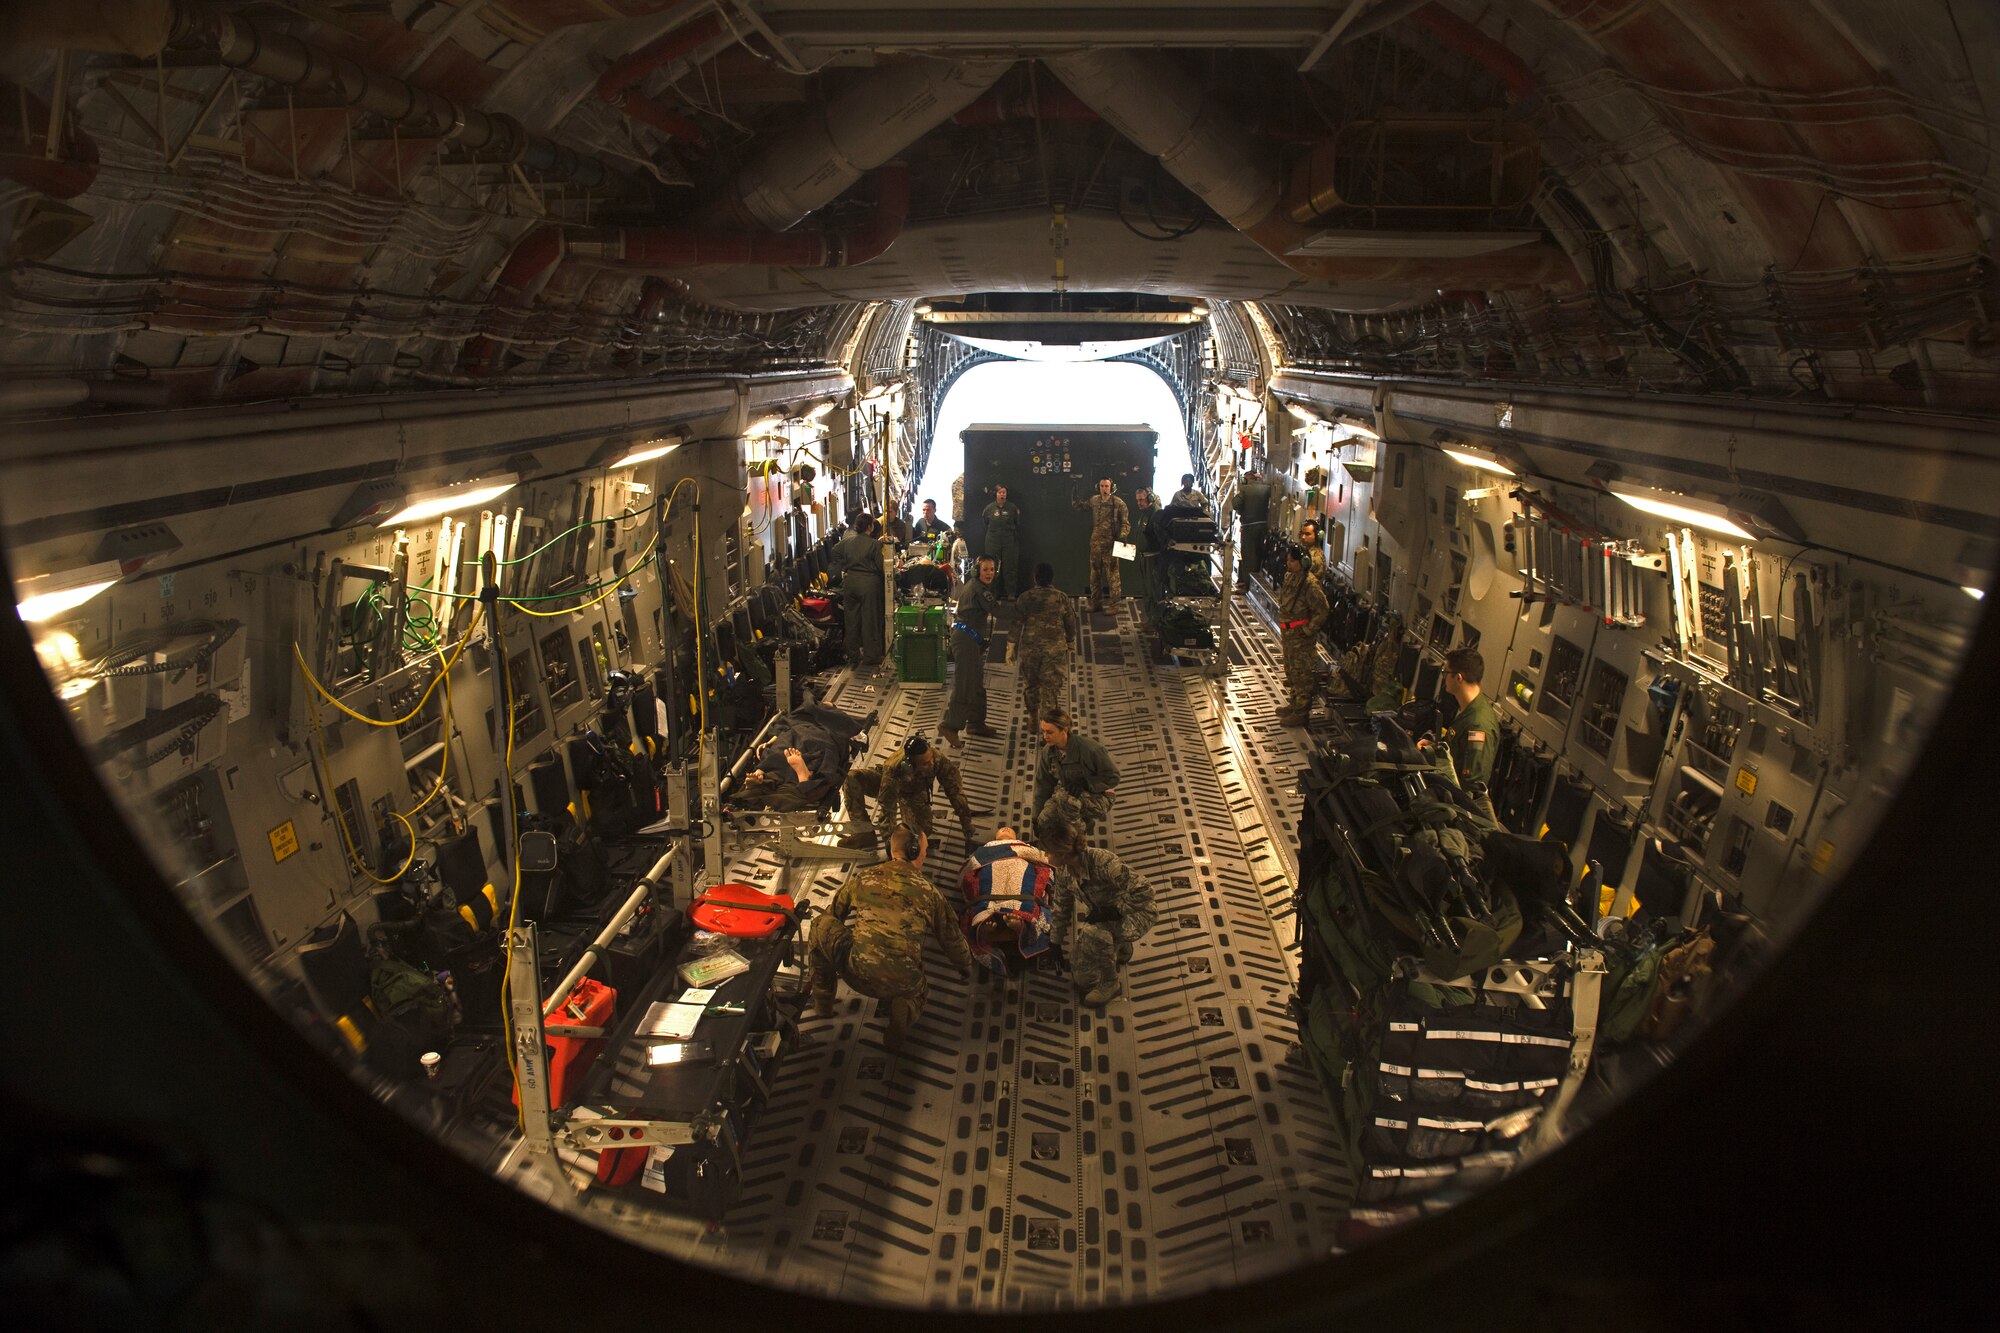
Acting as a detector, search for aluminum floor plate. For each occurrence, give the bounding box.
[510,596,1346,1308]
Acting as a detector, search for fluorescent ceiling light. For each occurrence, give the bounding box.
[380,479,517,527]
[1965,585,1986,601]
[1608,482,1756,541]
[1333,418,1381,442]
[15,560,125,623]
[805,401,837,420]
[1286,402,1323,425]
[1442,445,1518,477]
[609,438,680,469]
[745,415,786,434]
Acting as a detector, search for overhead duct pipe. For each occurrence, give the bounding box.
[4,0,616,188]
[464,56,1005,375]
[463,165,910,376]
[0,377,171,413]
[573,163,911,269]
[707,59,1011,231]
[1042,50,1577,296]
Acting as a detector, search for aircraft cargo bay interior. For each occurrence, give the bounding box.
[1,0,1996,1324]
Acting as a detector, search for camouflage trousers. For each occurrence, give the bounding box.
[807,914,928,1048]
[1088,538,1121,605]
[1065,920,1134,994]
[1282,629,1321,713]
[1034,788,1113,842]
[840,768,935,844]
[1018,648,1069,721]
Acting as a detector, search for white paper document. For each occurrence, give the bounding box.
[638,986,719,1041]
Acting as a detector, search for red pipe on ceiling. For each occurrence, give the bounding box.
[619,276,691,353]
[1409,4,1536,100]
[595,12,726,147]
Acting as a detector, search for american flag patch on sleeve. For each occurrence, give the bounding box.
[1467,730,1486,743]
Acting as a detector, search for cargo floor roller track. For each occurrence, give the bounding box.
[511,596,1348,1308]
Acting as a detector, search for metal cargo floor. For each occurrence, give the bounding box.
[509,595,1346,1309]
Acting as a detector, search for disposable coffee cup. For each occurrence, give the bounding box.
[421,1051,442,1079]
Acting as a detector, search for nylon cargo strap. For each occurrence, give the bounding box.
[1527,948,1605,1157]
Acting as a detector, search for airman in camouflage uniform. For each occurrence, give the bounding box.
[1276,545,1331,727]
[1012,562,1078,721]
[1032,709,1120,838]
[1043,823,1157,1005]
[1298,520,1328,576]
[1072,477,1130,611]
[841,734,975,848]
[808,827,972,1051]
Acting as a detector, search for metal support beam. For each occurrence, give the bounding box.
[1297,0,1373,72]
[1525,949,1605,1158]
[507,923,555,1155]
[700,741,723,888]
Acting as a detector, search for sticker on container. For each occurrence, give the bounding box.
[1733,767,1758,796]
[1810,839,1836,874]
[268,820,299,863]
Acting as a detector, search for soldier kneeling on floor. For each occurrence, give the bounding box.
[839,732,976,850]
[1043,819,1157,1007]
[1031,707,1119,840]
[808,825,973,1052]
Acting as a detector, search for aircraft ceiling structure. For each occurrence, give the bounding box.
[0,0,1993,410]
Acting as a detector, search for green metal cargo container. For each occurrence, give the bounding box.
[894,628,948,682]
[895,603,947,633]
